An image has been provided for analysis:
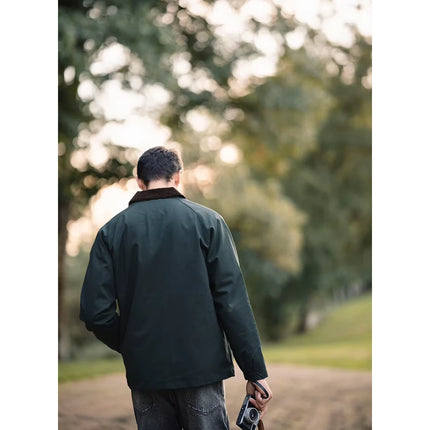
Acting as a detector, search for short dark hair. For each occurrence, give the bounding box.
[137,146,183,186]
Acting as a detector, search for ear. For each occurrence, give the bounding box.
[172,171,181,187]
[136,177,146,190]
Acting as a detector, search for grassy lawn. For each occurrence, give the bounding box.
[59,294,371,383]
[59,357,125,383]
[263,293,372,371]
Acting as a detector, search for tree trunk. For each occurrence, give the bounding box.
[58,201,71,360]
[295,298,309,334]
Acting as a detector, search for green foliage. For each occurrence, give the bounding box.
[281,31,372,322]
[59,1,371,353]
[226,30,372,336]
[59,0,159,213]
[65,247,93,356]
[195,165,305,274]
[231,49,332,178]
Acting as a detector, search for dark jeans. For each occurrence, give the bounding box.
[131,381,230,430]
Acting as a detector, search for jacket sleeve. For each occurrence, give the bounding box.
[79,230,120,353]
[206,216,268,381]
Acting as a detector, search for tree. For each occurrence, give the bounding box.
[59,1,371,351]
[221,42,330,336]
[226,27,371,335]
[283,29,371,332]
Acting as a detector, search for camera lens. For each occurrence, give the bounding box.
[244,407,260,423]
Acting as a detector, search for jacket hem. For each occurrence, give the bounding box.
[126,367,235,392]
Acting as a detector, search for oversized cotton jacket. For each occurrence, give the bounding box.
[80,187,268,391]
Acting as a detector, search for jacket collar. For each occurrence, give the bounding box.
[129,187,186,206]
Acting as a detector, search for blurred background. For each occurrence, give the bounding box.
[58,0,371,426]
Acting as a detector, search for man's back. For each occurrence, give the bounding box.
[80,187,267,391]
[80,146,272,429]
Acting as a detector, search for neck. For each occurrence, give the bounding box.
[145,180,175,190]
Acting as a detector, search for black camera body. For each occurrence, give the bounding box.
[236,394,261,430]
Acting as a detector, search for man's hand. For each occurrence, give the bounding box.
[246,379,273,418]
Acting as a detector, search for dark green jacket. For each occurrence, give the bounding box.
[80,187,267,391]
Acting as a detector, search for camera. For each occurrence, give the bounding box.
[236,394,261,430]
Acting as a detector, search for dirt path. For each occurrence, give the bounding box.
[59,364,371,430]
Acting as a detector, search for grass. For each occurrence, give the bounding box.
[263,293,372,370]
[59,357,125,383]
[59,294,371,383]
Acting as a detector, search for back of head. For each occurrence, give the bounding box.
[137,146,183,186]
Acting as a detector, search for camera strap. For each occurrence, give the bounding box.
[251,381,269,399]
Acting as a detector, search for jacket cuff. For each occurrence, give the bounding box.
[85,318,121,353]
[244,367,269,381]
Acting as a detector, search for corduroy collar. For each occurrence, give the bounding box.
[128,187,186,206]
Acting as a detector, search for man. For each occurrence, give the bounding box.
[80,146,272,429]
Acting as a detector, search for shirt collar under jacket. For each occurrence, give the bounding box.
[128,187,186,206]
